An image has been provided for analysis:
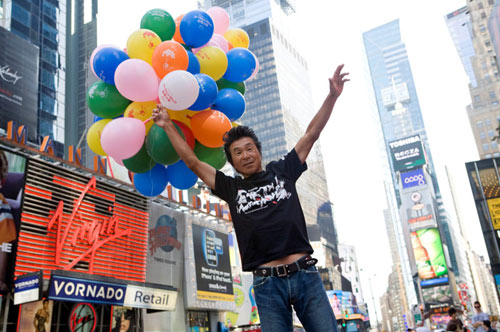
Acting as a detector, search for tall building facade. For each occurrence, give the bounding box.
[65,0,98,166]
[363,19,463,322]
[338,244,365,308]
[201,0,334,226]
[449,0,500,159]
[2,0,67,155]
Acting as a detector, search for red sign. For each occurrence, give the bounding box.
[14,160,149,282]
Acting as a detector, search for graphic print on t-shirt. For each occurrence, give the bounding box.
[235,176,292,214]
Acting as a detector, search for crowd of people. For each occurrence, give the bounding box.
[408,301,498,332]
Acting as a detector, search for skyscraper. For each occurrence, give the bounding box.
[201,0,334,227]
[2,0,68,156]
[363,19,462,316]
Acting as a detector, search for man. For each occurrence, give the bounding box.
[482,320,496,332]
[472,301,490,332]
[447,308,465,332]
[152,64,349,332]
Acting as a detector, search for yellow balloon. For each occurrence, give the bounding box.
[195,46,228,81]
[168,109,199,127]
[87,119,112,156]
[232,121,241,127]
[224,28,250,48]
[126,29,161,65]
[124,101,156,134]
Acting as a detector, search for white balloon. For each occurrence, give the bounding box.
[158,70,200,111]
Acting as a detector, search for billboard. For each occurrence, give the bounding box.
[422,284,453,308]
[17,299,54,332]
[192,223,233,302]
[388,135,426,172]
[0,147,27,292]
[146,204,184,289]
[401,168,426,189]
[0,27,39,141]
[487,197,500,230]
[14,158,150,282]
[411,228,448,280]
[401,190,438,231]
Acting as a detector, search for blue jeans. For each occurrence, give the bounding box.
[253,265,338,332]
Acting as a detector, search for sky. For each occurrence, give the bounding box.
[97,0,486,319]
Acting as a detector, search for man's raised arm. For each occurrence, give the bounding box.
[152,106,217,189]
[295,64,349,164]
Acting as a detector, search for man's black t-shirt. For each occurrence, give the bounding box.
[212,149,314,271]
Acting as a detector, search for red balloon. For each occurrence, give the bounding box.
[172,120,195,149]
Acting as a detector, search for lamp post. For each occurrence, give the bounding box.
[366,272,382,332]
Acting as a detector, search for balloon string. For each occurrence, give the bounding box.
[107,156,115,178]
[144,118,152,125]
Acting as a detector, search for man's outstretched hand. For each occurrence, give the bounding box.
[329,64,350,99]
[152,104,171,128]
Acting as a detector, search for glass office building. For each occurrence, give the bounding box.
[3,0,67,156]
[202,0,334,228]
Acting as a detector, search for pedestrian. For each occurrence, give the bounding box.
[448,308,465,331]
[152,64,349,332]
[472,301,490,332]
[416,321,431,332]
[482,320,496,332]
[448,323,464,332]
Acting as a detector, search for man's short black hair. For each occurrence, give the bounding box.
[223,125,262,165]
[449,307,457,316]
[484,320,492,329]
[448,323,460,332]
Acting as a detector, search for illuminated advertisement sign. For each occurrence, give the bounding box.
[17,299,54,332]
[388,135,426,172]
[422,284,453,308]
[14,158,150,282]
[401,190,438,231]
[487,197,500,230]
[411,228,448,280]
[69,303,96,332]
[401,168,426,189]
[192,223,233,302]
[14,271,43,305]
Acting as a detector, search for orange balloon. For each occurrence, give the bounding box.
[190,110,232,148]
[152,40,189,78]
[173,15,185,44]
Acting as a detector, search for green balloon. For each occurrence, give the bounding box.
[86,81,130,118]
[146,124,185,165]
[123,143,155,173]
[140,9,176,41]
[216,78,246,95]
[194,140,227,170]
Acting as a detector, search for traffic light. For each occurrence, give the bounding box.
[342,322,346,327]
[344,310,349,319]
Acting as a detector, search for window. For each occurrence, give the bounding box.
[490,91,496,99]
[477,120,484,128]
[475,95,481,103]
[12,3,30,26]
[486,119,492,127]
[42,47,57,67]
[42,1,58,21]
[42,23,58,43]
[483,143,490,151]
[489,130,494,137]
[492,141,499,150]
[41,68,56,90]
[480,25,486,33]
[40,93,56,114]
[480,132,487,139]
[482,61,488,70]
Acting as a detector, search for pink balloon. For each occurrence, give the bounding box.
[101,118,145,160]
[207,7,230,35]
[90,44,119,77]
[158,70,199,111]
[114,59,159,102]
[192,34,229,54]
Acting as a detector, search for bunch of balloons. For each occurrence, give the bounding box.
[86,7,258,197]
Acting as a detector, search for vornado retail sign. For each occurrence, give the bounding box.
[48,274,178,310]
[388,135,426,172]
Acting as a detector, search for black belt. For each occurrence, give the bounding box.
[253,255,318,277]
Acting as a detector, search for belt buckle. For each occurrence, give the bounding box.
[276,264,287,277]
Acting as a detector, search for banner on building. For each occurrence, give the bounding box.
[14,158,149,282]
[411,228,448,280]
[401,168,426,190]
[400,189,438,232]
[17,299,54,332]
[487,198,500,230]
[146,204,184,289]
[224,273,259,328]
[388,135,426,172]
[192,223,233,302]
[14,271,43,305]
[422,284,453,308]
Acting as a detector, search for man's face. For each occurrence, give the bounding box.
[475,303,481,312]
[229,137,262,178]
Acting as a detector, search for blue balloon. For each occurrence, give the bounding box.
[180,10,214,48]
[186,50,200,74]
[212,88,246,121]
[166,160,198,190]
[223,48,257,83]
[134,163,168,197]
[189,74,218,111]
[93,47,129,85]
